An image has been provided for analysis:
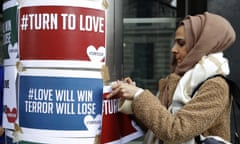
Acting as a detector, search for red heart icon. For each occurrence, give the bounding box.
[5,106,17,123]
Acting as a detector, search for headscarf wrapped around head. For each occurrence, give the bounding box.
[174,12,236,75]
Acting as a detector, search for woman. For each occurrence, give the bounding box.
[107,12,236,143]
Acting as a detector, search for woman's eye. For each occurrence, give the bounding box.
[177,39,185,47]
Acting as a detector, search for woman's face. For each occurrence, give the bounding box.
[171,25,188,65]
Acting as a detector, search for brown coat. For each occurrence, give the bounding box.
[132,73,231,143]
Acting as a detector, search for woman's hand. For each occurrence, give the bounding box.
[124,77,134,85]
[107,78,140,100]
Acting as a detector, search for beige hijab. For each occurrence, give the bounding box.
[174,12,236,75]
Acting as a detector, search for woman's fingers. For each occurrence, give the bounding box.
[106,82,127,99]
[124,77,133,84]
[106,81,122,98]
[106,79,138,100]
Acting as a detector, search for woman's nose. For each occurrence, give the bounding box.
[171,44,178,53]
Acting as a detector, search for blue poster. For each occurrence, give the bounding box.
[0,65,4,143]
[18,75,103,131]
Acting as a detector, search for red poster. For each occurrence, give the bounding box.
[19,6,105,62]
[101,86,144,144]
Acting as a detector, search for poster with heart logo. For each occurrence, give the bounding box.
[2,65,18,130]
[19,0,106,69]
[18,69,103,143]
[3,0,19,66]
[101,86,144,144]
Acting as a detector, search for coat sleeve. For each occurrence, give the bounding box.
[132,77,230,143]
